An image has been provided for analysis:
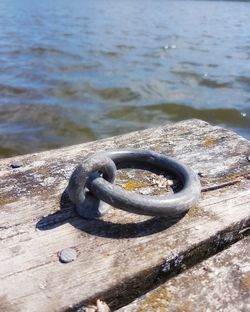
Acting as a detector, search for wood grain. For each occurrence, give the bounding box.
[117,236,250,312]
[0,119,249,311]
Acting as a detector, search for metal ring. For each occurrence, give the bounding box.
[68,149,201,218]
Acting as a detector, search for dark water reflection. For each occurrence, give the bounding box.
[0,0,250,157]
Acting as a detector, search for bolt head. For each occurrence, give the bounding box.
[10,160,22,168]
[59,247,77,263]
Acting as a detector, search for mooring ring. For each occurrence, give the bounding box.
[67,149,201,218]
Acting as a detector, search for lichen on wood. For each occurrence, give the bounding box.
[117,237,250,312]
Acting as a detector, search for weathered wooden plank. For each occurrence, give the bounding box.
[0,119,249,311]
[117,236,250,312]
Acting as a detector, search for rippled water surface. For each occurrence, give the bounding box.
[0,0,250,157]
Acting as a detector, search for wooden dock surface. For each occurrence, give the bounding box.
[0,119,249,311]
[117,236,250,312]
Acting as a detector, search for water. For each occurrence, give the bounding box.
[0,0,249,157]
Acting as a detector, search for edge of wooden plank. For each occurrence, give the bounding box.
[116,236,250,312]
